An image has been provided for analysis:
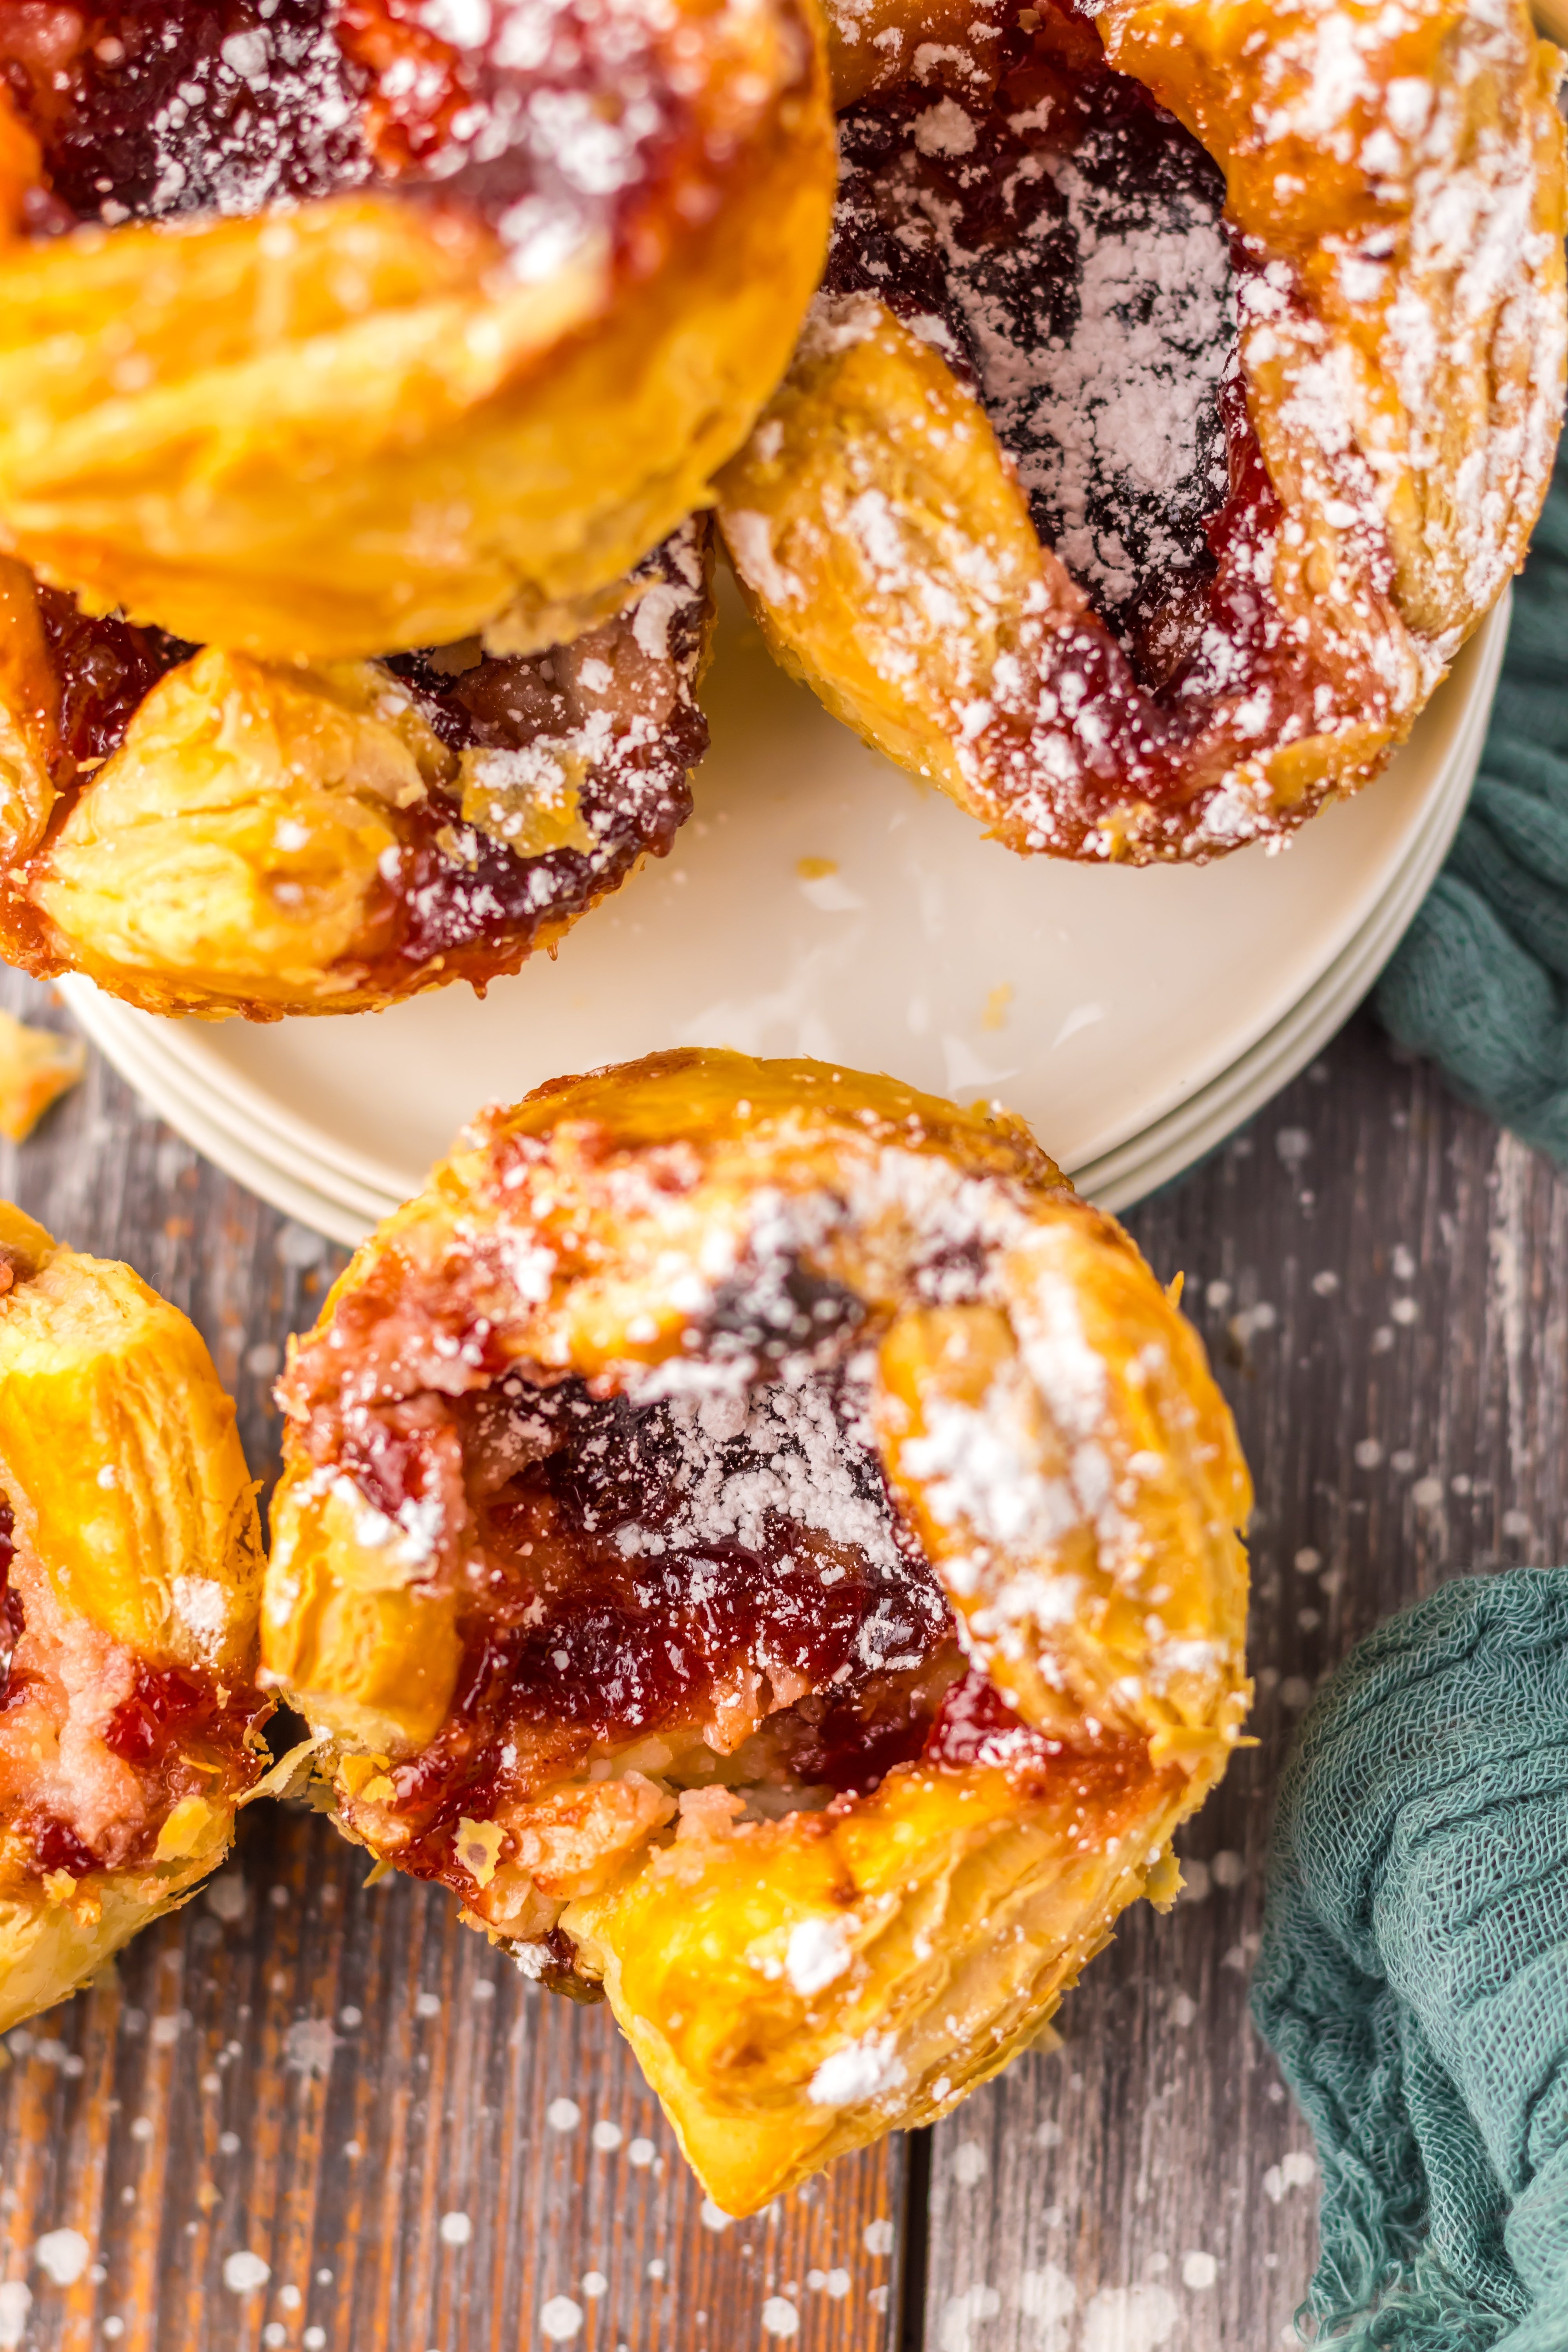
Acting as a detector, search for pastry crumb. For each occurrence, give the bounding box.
[0,1011,85,1142]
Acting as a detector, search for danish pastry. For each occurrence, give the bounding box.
[0,0,833,661]
[717,0,1567,859]
[0,517,711,1018]
[0,1203,270,2031]
[261,1047,1250,2212]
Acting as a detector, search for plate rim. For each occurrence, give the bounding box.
[60,595,1506,1236]
[1076,621,1492,1206]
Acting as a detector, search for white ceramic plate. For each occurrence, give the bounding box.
[1079,609,1497,1208]
[62,586,1507,1240]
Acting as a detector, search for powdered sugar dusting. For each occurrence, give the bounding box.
[808,2030,906,2107]
[998,161,1231,614]
[828,63,1234,650]
[171,1574,229,1655]
[785,1914,857,1994]
[613,1374,910,1588]
[900,1384,1077,1562]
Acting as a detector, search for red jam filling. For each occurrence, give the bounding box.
[0,0,706,274]
[0,1481,269,1880]
[35,590,194,770]
[0,1494,22,1707]
[347,1372,964,1889]
[30,1815,101,1877]
[375,527,708,984]
[828,18,1233,682]
[103,1657,227,1768]
[9,1642,269,1880]
[824,4,1356,840]
[924,1666,1060,1771]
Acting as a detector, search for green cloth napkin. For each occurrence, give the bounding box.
[1250,1569,1568,2350]
[1375,454,1568,1156]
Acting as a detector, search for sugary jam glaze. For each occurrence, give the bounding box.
[0,517,711,1018]
[263,1049,1251,2209]
[0,0,833,657]
[0,1201,270,2032]
[716,0,1566,860]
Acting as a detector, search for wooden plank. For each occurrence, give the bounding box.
[920,1011,1568,2351]
[0,970,909,2352]
[7,962,1556,2351]
[0,1805,908,2352]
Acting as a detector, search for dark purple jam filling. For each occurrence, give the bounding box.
[826,23,1235,685]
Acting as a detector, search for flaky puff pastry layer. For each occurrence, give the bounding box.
[0,521,712,1019]
[0,1203,269,2032]
[0,0,833,661]
[262,1049,1249,2212]
[717,0,1566,860]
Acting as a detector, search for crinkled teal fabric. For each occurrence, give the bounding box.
[1376,455,1568,1159]
[1251,1570,1568,2349]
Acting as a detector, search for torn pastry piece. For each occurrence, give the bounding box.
[0,1006,84,1141]
[0,519,711,1019]
[261,1047,1250,2213]
[0,0,833,659]
[0,1203,270,2031]
[717,0,1567,860]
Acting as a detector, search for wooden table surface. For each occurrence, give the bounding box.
[0,964,1557,2352]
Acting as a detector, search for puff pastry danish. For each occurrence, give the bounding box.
[0,1202,270,2031]
[0,518,711,1018]
[261,1048,1250,2212]
[717,0,1567,859]
[0,0,833,660]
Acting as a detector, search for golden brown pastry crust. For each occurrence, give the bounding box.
[261,1048,1249,2212]
[0,1006,83,1140]
[0,1203,269,2032]
[0,519,713,1019]
[717,0,1566,860]
[0,0,834,660]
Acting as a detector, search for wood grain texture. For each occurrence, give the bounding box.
[0,965,1557,2352]
[920,1017,1568,2352]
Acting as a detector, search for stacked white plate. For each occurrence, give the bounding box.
[63,586,1507,1245]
